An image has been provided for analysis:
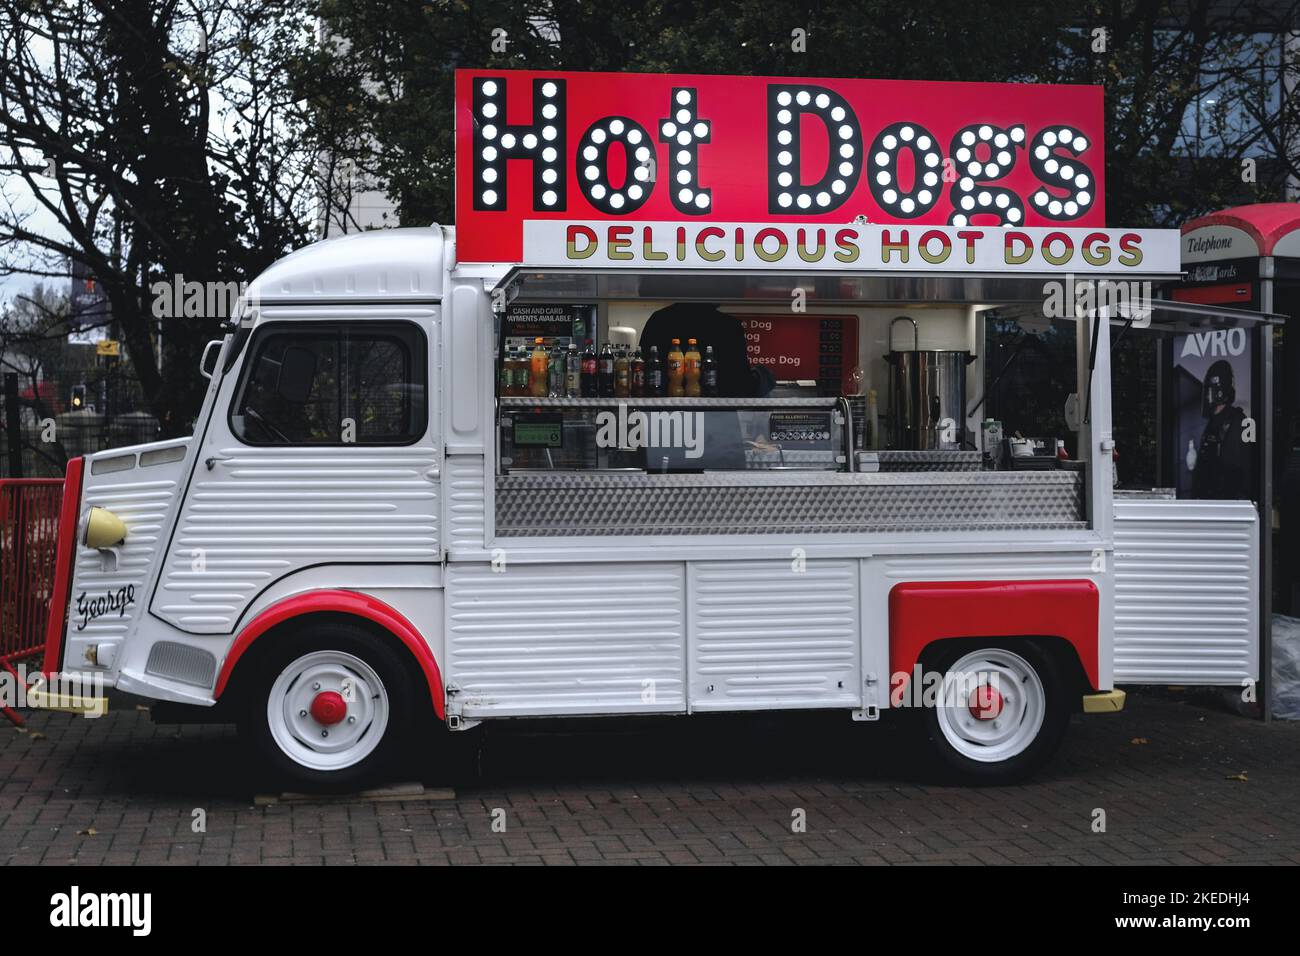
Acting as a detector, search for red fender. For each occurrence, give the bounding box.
[889,580,1099,691]
[213,589,445,718]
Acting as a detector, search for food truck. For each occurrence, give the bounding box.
[3,70,1265,787]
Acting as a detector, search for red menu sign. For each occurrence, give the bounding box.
[455,69,1106,263]
[733,313,859,393]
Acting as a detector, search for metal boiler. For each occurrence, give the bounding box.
[885,316,974,450]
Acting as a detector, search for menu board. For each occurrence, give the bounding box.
[733,313,858,394]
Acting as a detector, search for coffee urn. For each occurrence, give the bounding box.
[885,315,975,450]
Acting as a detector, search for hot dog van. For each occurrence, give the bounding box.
[4,70,1265,787]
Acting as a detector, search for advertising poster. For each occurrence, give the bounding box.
[1172,328,1254,500]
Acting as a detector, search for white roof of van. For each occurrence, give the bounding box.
[244,226,446,303]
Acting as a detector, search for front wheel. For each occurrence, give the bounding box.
[918,642,1071,784]
[244,623,416,790]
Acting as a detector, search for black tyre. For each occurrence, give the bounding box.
[916,640,1072,784]
[243,621,416,790]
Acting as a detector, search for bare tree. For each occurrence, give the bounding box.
[0,0,326,434]
[1048,1,1300,224]
[0,282,78,470]
[310,0,1300,228]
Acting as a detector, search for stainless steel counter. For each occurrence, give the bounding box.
[859,449,984,472]
[495,469,1086,537]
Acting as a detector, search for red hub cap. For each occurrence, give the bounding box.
[969,684,1004,720]
[310,690,347,725]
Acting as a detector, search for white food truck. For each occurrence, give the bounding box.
[6,70,1264,788]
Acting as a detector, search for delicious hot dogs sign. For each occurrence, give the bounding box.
[521,221,1177,273]
[455,69,1122,265]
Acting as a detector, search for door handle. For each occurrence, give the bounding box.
[205,456,231,470]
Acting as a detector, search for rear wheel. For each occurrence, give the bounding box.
[244,622,416,790]
[918,642,1071,784]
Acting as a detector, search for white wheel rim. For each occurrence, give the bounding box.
[934,648,1045,763]
[267,650,390,771]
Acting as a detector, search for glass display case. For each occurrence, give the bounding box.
[489,303,1088,539]
[498,396,851,475]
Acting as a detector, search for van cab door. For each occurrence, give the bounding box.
[150,306,441,636]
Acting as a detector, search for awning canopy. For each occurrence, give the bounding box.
[499,267,1184,308]
[1182,202,1300,259]
[987,297,1282,334]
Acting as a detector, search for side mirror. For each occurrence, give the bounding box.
[276,346,317,403]
[199,339,222,380]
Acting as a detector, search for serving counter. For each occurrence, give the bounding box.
[494,395,1086,537]
[495,469,1085,537]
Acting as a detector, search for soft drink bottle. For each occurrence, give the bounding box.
[684,337,702,396]
[701,345,718,396]
[666,338,685,397]
[514,350,529,396]
[508,349,525,396]
[614,349,631,397]
[499,351,513,396]
[645,345,664,396]
[580,339,598,397]
[598,343,615,397]
[530,337,549,398]
[565,342,581,397]
[630,349,646,397]
[548,343,565,398]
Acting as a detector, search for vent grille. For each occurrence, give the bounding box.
[145,641,217,687]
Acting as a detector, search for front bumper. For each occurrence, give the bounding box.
[1082,688,1127,713]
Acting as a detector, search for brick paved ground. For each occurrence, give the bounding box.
[2,690,1298,865]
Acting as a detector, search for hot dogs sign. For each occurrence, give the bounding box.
[455,69,1111,263]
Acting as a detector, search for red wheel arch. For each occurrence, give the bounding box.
[213,589,445,718]
[889,580,1100,691]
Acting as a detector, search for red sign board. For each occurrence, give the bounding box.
[454,69,1106,263]
[733,313,859,393]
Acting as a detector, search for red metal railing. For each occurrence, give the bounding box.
[0,478,65,725]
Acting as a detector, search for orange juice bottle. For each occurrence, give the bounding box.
[666,338,685,396]
[683,338,702,396]
[529,337,549,397]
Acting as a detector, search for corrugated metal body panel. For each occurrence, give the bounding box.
[447,562,685,716]
[70,477,179,641]
[153,447,439,633]
[688,559,860,710]
[446,455,486,552]
[63,440,193,673]
[878,551,1100,580]
[1113,499,1259,684]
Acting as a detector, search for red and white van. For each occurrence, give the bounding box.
[5,70,1262,787]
